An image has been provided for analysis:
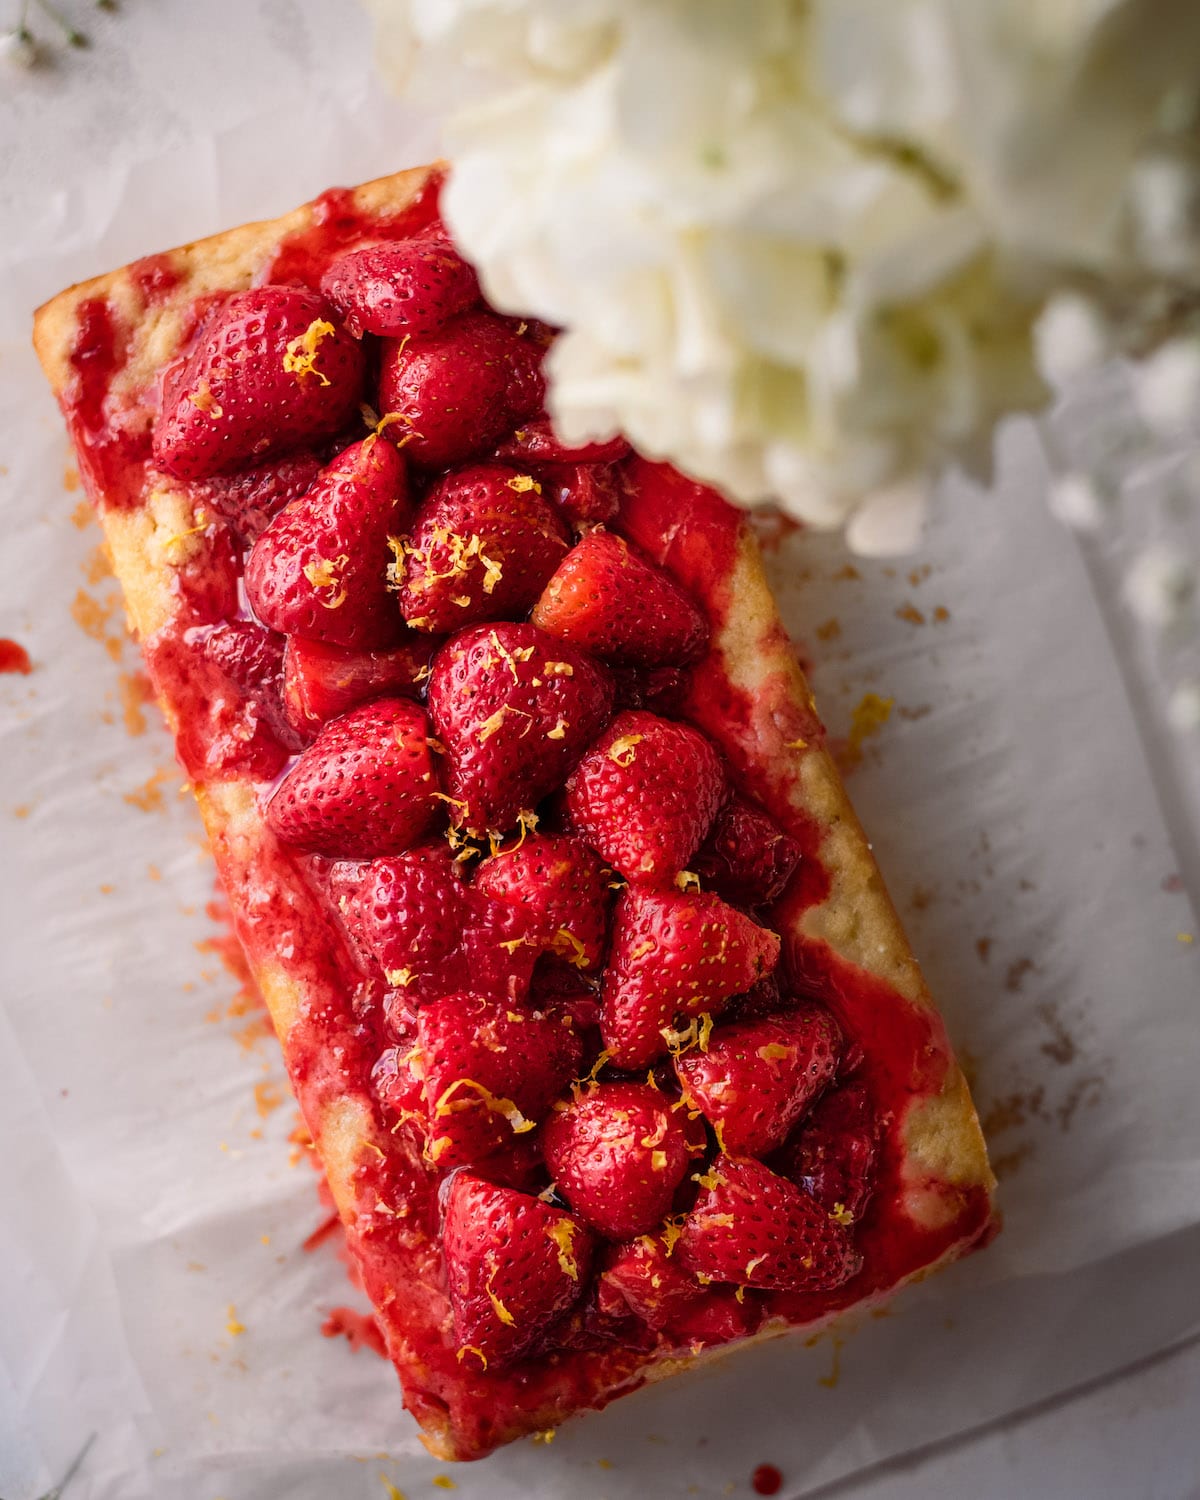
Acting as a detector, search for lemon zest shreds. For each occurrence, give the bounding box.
[456,1345,488,1371]
[551,927,591,969]
[734,1285,746,1304]
[745,1253,766,1277]
[829,1202,855,1226]
[225,1304,245,1337]
[629,937,656,962]
[543,660,574,677]
[499,936,533,955]
[506,473,542,494]
[650,1150,669,1171]
[674,870,702,893]
[571,1049,612,1100]
[545,1218,581,1280]
[697,1012,714,1052]
[531,1429,556,1444]
[188,383,222,418]
[758,1042,791,1062]
[433,1077,536,1134]
[384,967,415,989]
[476,704,531,743]
[489,629,523,683]
[485,1256,515,1326]
[659,1216,685,1256]
[713,1119,728,1152]
[546,717,569,740]
[302,553,349,609]
[784,737,808,750]
[363,408,410,451]
[538,1182,559,1203]
[692,1167,720,1190]
[283,318,336,385]
[702,1212,736,1229]
[432,1477,458,1491]
[608,732,643,767]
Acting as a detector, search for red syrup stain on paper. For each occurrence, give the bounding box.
[751,1463,784,1495]
[0,639,32,674]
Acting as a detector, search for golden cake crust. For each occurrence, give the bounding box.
[34,165,994,1462]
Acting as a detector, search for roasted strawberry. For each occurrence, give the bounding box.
[192,619,301,773]
[443,1173,594,1368]
[542,1082,703,1239]
[282,635,433,735]
[678,1156,860,1293]
[564,711,725,885]
[692,794,801,909]
[378,310,547,470]
[349,842,469,996]
[533,532,708,667]
[675,1007,842,1158]
[494,418,628,466]
[398,464,569,633]
[597,1234,705,1330]
[265,697,440,858]
[474,833,612,973]
[320,238,479,338]
[428,623,614,836]
[534,462,623,529]
[418,994,583,1167]
[245,436,411,650]
[189,450,322,547]
[601,887,781,1068]
[153,287,364,479]
[772,1081,880,1223]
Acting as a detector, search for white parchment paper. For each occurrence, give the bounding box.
[2,82,1199,1500]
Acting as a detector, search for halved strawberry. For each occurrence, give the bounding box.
[598,1237,756,1346]
[348,841,469,997]
[675,1007,842,1158]
[534,462,623,529]
[428,623,614,836]
[443,1173,594,1368]
[265,697,440,858]
[542,1081,704,1239]
[189,450,323,547]
[378,310,547,470]
[245,436,411,650]
[533,532,709,667]
[677,1155,860,1293]
[418,994,583,1167]
[473,833,612,973]
[564,710,725,885]
[190,620,293,780]
[397,464,568,633]
[320,237,479,338]
[153,287,364,479]
[772,1081,880,1223]
[601,887,781,1068]
[494,418,629,466]
[692,794,801,909]
[282,635,433,736]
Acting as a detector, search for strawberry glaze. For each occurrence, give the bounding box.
[47,176,991,1459]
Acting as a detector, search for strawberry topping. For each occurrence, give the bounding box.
[542,1081,704,1239]
[693,793,802,909]
[493,417,629,466]
[245,436,411,650]
[678,1155,861,1293]
[772,1081,881,1223]
[320,237,480,338]
[443,1173,594,1367]
[281,634,434,736]
[601,887,781,1068]
[533,531,709,667]
[428,622,614,836]
[398,463,568,633]
[154,287,364,479]
[474,833,613,973]
[378,310,547,471]
[189,450,323,547]
[265,697,440,858]
[564,710,725,885]
[676,1006,842,1157]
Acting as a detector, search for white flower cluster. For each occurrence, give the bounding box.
[368,0,1200,556]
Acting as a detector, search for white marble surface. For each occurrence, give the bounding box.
[1,3,1198,1497]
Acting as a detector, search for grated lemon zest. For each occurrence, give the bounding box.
[608,732,643,767]
[283,318,335,385]
[829,1202,855,1226]
[456,1344,488,1372]
[506,473,542,494]
[545,1218,581,1280]
[384,967,414,989]
[302,553,349,609]
[188,383,222,418]
[758,1042,791,1062]
[543,660,574,677]
[546,717,569,740]
[433,1077,535,1134]
[551,927,590,969]
[674,870,702,893]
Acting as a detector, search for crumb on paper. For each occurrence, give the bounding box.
[895,602,925,625]
[908,564,931,586]
[1004,956,1037,994]
[253,1080,284,1118]
[1179,932,1195,944]
[815,617,841,642]
[70,498,92,528]
[118,670,154,736]
[123,765,176,813]
[933,605,951,622]
[12,803,32,819]
[831,692,894,773]
[975,937,993,962]
[84,542,113,585]
[225,1305,245,1337]
[379,1477,407,1500]
[991,1141,1036,1179]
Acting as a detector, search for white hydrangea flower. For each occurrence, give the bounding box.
[367,0,1200,557]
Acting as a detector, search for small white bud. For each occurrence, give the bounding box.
[1123,544,1196,628]
[845,477,929,558]
[0,28,38,68]
[1167,680,1200,732]
[1133,339,1200,438]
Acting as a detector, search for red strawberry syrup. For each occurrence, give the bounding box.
[0,639,32,674]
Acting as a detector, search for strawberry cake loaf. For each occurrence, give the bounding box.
[34,164,995,1460]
